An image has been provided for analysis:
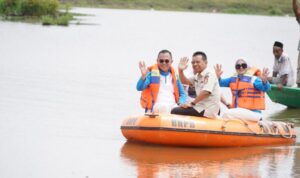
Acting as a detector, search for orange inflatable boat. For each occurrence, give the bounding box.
[120,114,296,147]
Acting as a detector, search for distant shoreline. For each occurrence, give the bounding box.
[62,0,294,16]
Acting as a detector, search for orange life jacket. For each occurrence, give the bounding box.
[140,64,179,111]
[229,67,265,110]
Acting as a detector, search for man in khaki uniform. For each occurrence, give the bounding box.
[293,0,300,87]
[171,51,221,118]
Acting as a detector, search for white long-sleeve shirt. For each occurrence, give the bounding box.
[273,53,295,86]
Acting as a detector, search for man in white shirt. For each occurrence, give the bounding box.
[171,51,221,118]
[268,41,294,87]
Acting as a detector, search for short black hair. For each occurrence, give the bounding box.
[158,49,172,59]
[274,41,283,49]
[192,51,207,61]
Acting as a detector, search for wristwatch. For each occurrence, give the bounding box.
[191,101,196,106]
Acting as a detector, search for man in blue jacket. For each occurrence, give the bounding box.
[136,50,186,113]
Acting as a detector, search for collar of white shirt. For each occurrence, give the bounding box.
[196,67,209,77]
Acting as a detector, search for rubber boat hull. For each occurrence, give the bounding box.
[120,114,296,147]
[267,84,300,108]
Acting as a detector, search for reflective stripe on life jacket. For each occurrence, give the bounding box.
[229,67,265,110]
[140,64,179,111]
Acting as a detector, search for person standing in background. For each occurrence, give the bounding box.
[268,41,295,87]
[293,0,300,87]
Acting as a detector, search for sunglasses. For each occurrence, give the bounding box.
[235,63,247,69]
[159,59,170,64]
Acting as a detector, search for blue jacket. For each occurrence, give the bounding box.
[219,76,271,113]
[219,76,271,92]
[136,70,186,104]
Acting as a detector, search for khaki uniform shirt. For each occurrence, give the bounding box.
[189,67,221,118]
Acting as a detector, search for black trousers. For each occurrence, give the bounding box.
[171,107,205,117]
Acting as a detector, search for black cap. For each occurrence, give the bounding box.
[274,41,283,48]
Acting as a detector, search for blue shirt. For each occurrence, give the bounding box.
[136,70,186,104]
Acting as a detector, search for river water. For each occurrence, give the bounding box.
[0,7,300,178]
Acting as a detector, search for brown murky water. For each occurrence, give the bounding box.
[0,7,299,178]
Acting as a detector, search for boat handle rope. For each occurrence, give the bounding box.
[258,121,278,135]
[221,118,258,134]
[273,122,293,139]
[222,119,294,138]
[258,121,272,135]
[237,118,259,134]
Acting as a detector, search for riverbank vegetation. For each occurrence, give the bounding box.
[0,0,74,25]
[62,0,293,16]
[0,0,294,25]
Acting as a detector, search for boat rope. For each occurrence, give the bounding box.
[272,122,294,139]
[258,121,271,134]
[221,118,258,134]
[237,118,258,134]
[222,119,294,138]
[258,120,278,135]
